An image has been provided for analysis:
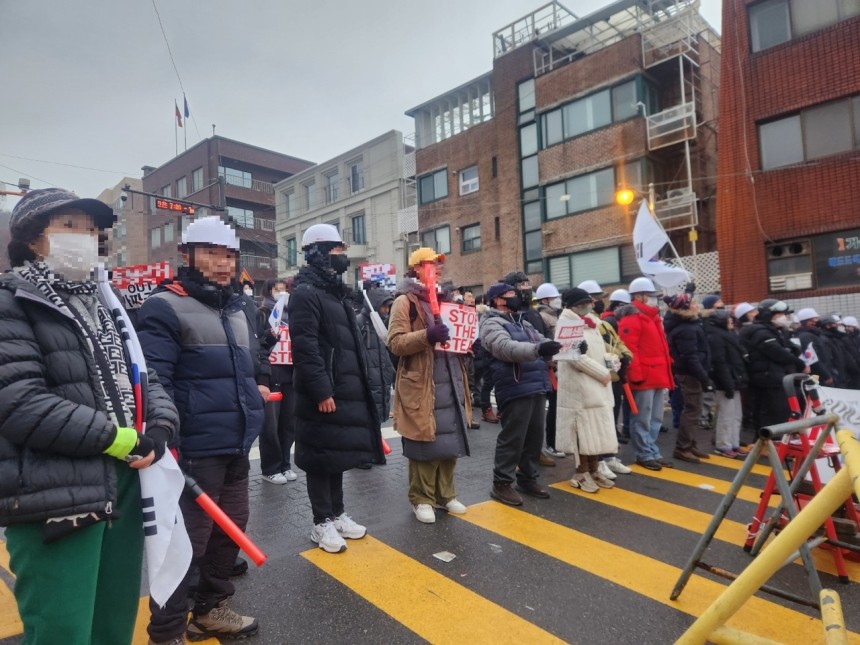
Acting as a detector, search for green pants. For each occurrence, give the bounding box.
[408,458,457,506]
[6,465,144,645]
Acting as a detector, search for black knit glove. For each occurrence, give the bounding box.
[578,340,588,355]
[685,281,696,295]
[538,340,562,358]
[617,356,631,383]
[427,323,451,345]
[127,433,156,462]
[724,389,735,400]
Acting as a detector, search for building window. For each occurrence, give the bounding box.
[548,247,621,289]
[161,185,172,198]
[227,206,254,228]
[176,177,187,199]
[421,225,451,254]
[545,167,615,219]
[192,167,204,193]
[749,0,860,53]
[351,213,366,245]
[518,78,535,113]
[150,227,161,248]
[218,166,252,188]
[303,181,315,210]
[285,237,297,268]
[459,166,479,195]
[418,168,448,204]
[759,95,860,170]
[163,222,174,243]
[521,155,539,189]
[257,218,275,231]
[348,159,364,194]
[325,171,339,204]
[461,223,481,253]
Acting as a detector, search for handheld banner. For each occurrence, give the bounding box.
[434,302,478,354]
[269,326,292,365]
[111,262,171,310]
[554,318,585,361]
[359,262,397,291]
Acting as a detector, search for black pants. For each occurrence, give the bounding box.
[751,385,790,429]
[260,366,296,476]
[676,374,703,451]
[148,455,250,641]
[306,471,344,525]
[545,389,557,450]
[480,369,495,410]
[493,394,546,485]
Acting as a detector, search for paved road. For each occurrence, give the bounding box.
[2,415,860,644]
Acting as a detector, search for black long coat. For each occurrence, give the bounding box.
[703,316,748,393]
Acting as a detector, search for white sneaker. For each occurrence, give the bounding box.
[262,472,288,484]
[333,513,366,539]
[310,520,347,553]
[442,499,467,515]
[282,469,298,481]
[413,503,436,523]
[597,460,617,481]
[570,472,599,493]
[543,447,566,458]
[592,471,616,489]
[606,456,632,475]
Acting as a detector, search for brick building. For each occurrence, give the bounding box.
[139,136,313,289]
[716,0,860,306]
[406,0,720,295]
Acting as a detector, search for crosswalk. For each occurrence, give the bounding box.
[1,453,859,644]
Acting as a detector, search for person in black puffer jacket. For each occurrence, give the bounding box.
[0,188,178,645]
[356,286,396,427]
[664,293,711,464]
[704,310,749,457]
[288,224,384,555]
[841,316,860,389]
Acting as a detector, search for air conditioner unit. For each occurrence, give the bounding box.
[769,273,813,291]
[767,241,811,258]
[666,188,691,203]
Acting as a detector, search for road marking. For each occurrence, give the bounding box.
[551,481,860,582]
[302,535,566,644]
[0,541,22,639]
[707,453,773,477]
[455,502,860,644]
[631,464,780,506]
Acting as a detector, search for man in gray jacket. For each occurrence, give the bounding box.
[479,283,561,506]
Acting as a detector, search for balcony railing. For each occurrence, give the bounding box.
[646,102,696,150]
[222,174,275,194]
[254,217,275,231]
[240,254,275,270]
[654,189,698,232]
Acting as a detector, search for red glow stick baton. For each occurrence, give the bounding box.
[184,474,267,566]
[266,392,283,402]
[421,262,449,349]
[382,438,392,455]
[623,382,638,415]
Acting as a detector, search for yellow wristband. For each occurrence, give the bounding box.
[103,426,138,459]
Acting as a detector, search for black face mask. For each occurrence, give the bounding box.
[517,288,533,306]
[329,254,350,275]
[504,295,522,311]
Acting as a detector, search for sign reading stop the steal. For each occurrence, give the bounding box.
[435,303,478,354]
[269,326,292,365]
[554,318,585,361]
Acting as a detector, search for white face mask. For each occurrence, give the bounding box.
[43,232,98,282]
[550,297,562,310]
[244,287,253,296]
[646,296,659,307]
[772,315,790,328]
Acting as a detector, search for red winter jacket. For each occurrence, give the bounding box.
[618,301,674,391]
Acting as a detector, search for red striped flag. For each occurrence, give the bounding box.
[175,101,183,128]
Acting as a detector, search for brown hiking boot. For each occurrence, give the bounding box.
[672,449,701,464]
[516,480,550,499]
[481,407,500,423]
[538,452,556,467]
[186,599,258,641]
[490,482,523,506]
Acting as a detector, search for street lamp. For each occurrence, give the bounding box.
[615,182,656,212]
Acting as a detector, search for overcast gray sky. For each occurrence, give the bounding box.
[0,0,721,209]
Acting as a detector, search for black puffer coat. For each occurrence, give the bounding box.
[356,288,395,423]
[742,322,806,388]
[797,326,839,386]
[288,265,384,473]
[703,316,748,393]
[0,272,178,525]
[841,330,860,389]
[664,310,712,385]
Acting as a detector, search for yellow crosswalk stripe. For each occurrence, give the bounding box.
[302,535,566,644]
[631,463,780,506]
[708,453,773,477]
[0,541,23,639]
[456,502,860,644]
[551,481,860,582]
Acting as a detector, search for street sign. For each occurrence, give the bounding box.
[155,198,195,215]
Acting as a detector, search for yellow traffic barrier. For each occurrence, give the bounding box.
[709,625,783,645]
[820,588,847,645]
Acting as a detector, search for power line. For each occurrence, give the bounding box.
[0,152,136,176]
[0,163,57,188]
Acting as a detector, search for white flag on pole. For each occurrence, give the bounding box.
[268,293,288,330]
[632,200,691,288]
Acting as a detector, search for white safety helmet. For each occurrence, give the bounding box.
[301,223,343,249]
[796,307,819,322]
[535,282,561,300]
[609,289,631,304]
[577,280,605,296]
[628,277,659,295]
[843,316,858,328]
[181,216,239,250]
[733,302,757,320]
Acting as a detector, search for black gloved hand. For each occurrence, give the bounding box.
[724,389,735,400]
[127,433,157,462]
[685,281,696,295]
[426,323,451,345]
[702,378,714,392]
[617,356,631,383]
[578,340,588,355]
[538,340,562,358]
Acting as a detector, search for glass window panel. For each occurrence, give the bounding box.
[545,183,568,220]
[759,116,803,169]
[791,0,839,37]
[518,110,536,125]
[526,260,543,274]
[421,230,436,249]
[804,100,853,159]
[612,81,638,121]
[150,227,161,248]
[521,155,539,188]
[523,201,542,231]
[594,168,616,208]
[284,191,296,218]
[571,247,620,285]
[459,166,479,195]
[548,256,571,289]
[192,168,203,192]
[567,168,614,214]
[749,0,790,52]
[518,79,535,112]
[163,222,174,243]
[436,226,451,254]
[433,170,448,200]
[523,187,540,201]
[419,175,435,204]
[520,123,538,157]
[462,224,481,252]
[525,231,543,261]
[543,109,564,147]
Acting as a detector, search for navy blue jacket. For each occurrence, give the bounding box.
[664,310,712,385]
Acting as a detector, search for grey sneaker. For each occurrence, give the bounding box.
[186,599,258,641]
[570,472,599,493]
[148,637,186,645]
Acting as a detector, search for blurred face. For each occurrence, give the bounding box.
[689,300,700,314]
[378,303,391,317]
[727,317,735,330]
[464,291,475,306]
[271,281,287,298]
[494,289,516,311]
[188,245,237,286]
[415,261,442,283]
[31,209,97,259]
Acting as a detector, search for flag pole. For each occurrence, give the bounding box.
[647,182,689,277]
[174,101,178,157]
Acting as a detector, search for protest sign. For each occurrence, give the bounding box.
[795,386,860,483]
[554,318,585,361]
[360,262,397,291]
[269,326,292,365]
[435,302,478,354]
[111,262,171,309]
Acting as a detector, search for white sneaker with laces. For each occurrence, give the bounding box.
[606,456,632,475]
[570,472,599,493]
[262,472,288,485]
[413,503,436,523]
[333,513,366,539]
[544,446,566,458]
[597,460,617,481]
[592,471,616,489]
[310,520,347,553]
[282,469,298,481]
[443,499,467,514]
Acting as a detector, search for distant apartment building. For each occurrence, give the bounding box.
[97,177,146,267]
[406,0,720,295]
[274,130,416,286]
[716,0,860,308]
[139,136,313,287]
